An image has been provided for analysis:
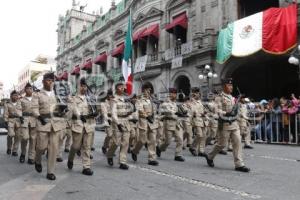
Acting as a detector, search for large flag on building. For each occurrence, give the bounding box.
[216,4,297,64]
[122,12,133,95]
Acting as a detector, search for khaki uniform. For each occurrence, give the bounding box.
[208,92,244,168]
[101,100,113,150]
[20,96,37,159]
[106,94,132,165]
[33,89,66,174]
[182,102,193,147]
[129,103,138,149]
[156,111,164,147]
[190,98,206,154]
[4,101,22,153]
[132,96,158,161]
[159,99,183,157]
[57,108,72,158]
[68,95,96,169]
[207,101,219,141]
[238,103,251,146]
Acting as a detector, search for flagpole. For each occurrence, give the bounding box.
[129,7,135,95]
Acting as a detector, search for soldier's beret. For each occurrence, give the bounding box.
[80,78,87,86]
[24,82,32,89]
[191,87,200,93]
[115,82,124,89]
[43,72,55,80]
[10,90,18,96]
[221,78,233,85]
[168,88,177,93]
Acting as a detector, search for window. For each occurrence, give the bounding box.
[238,0,279,18]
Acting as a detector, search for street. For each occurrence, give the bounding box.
[0,132,300,200]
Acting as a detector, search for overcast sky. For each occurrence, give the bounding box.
[0,0,120,90]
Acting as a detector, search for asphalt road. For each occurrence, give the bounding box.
[0,132,300,200]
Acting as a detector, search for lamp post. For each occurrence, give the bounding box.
[288,44,300,95]
[198,64,218,92]
[288,44,300,79]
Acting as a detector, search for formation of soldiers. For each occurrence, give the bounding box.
[4,72,252,181]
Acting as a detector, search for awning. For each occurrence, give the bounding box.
[133,28,147,42]
[111,43,125,58]
[94,53,107,65]
[82,59,93,71]
[165,13,188,33]
[71,65,80,75]
[141,24,159,39]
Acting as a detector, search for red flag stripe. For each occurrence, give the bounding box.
[126,74,133,95]
[262,4,297,54]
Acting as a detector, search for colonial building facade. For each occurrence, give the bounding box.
[56,0,299,100]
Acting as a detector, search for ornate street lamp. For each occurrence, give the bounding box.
[288,44,300,78]
[198,64,218,91]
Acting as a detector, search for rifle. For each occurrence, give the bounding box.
[86,84,98,117]
[53,81,69,115]
[218,87,243,124]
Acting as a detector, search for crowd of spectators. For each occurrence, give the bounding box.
[246,94,300,144]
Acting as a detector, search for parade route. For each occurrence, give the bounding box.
[1,132,300,200]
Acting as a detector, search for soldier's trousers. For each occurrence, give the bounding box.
[208,126,218,139]
[64,127,72,150]
[132,127,157,161]
[129,125,138,148]
[7,126,20,153]
[191,126,207,153]
[156,122,164,147]
[68,129,93,169]
[103,126,113,149]
[106,129,130,164]
[27,127,37,160]
[240,126,251,146]
[160,128,183,157]
[35,129,60,174]
[183,122,193,146]
[208,128,244,167]
[18,127,31,156]
[57,127,72,158]
[91,132,95,149]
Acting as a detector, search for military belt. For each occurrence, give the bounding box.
[118,114,130,118]
[23,112,33,117]
[40,113,63,118]
[81,115,95,119]
[9,115,20,119]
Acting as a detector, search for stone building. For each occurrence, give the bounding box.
[56,0,300,100]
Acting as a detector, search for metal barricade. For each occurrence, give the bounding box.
[249,111,299,145]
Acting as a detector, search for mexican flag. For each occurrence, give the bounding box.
[122,12,133,95]
[217,4,297,64]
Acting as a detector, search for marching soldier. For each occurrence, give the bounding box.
[189,87,207,157]
[238,97,253,149]
[106,81,132,170]
[205,78,250,172]
[20,83,37,164]
[182,96,193,149]
[33,72,67,180]
[4,90,22,157]
[156,88,185,162]
[67,78,95,176]
[128,94,139,153]
[101,90,114,154]
[206,93,219,145]
[131,84,159,166]
[57,100,72,162]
